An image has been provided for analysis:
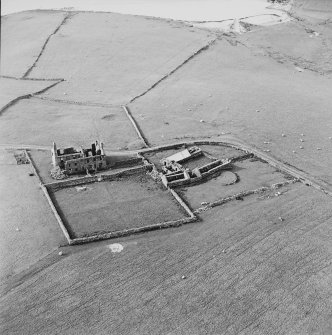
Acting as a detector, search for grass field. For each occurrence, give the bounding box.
[50,173,188,237]
[1,10,67,78]
[25,11,212,105]
[1,183,331,334]
[0,99,142,149]
[238,21,332,75]
[0,77,57,112]
[129,38,332,187]
[0,149,64,285]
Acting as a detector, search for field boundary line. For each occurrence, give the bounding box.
[122,105,150,147]
[23,12,75,78]
[194,179,299,214]
[169,188,196,218]
[0,75,64,81]
[129,37,218,103]
[31,95,119,108]
[44,164,152,190]
[27,150,194,244]
[0,79,63,117]
[70,216,197,245]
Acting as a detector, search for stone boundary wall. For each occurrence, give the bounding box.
[27,152,195,245]
[199,159,222,174]
[111,156,143,169]
[139,140,250,155]
[168,188,196,218]
[0,80,64,117]
[23,138,330,246]
[45,175,97,191]
[200,161,232,177]
[230,153,255,162]
[122,105,149,147]
[194,179,299,214]
[45,165,152,191]
[69,187,197,245]
[70,216,197,245]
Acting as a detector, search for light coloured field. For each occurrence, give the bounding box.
[0,77,58,112]
[292,0,332,21]
[1,11,67,77]
[2,0,283,21]
[1,183,331,334]
[0,149,64,285]
[25,11,212,105]
[0,98,142,149]
[238,21,332,74]
[129,39,332,187]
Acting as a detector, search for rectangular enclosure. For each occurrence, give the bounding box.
[49,173,189,238]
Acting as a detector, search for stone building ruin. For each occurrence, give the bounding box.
[51,141,107,175]
[160,146,232,187]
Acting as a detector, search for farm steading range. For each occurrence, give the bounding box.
[20,138,318,245]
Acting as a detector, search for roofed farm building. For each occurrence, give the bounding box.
[51,141,107,175]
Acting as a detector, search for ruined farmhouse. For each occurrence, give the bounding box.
[51,141,107,175]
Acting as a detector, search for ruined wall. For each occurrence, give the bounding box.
[65,155,107,174]
[45,165,152,191]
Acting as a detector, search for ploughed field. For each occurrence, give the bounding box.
[1,183,331,334]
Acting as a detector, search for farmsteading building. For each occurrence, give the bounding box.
[51,141,107,175]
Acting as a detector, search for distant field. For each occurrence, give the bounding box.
[50,173,188,237]
[0,99,142,149]
[0,77,57,112]
[238,21,332,74]
[1,11,67,78]
[292,0,332,21]
[25,11,212,105]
